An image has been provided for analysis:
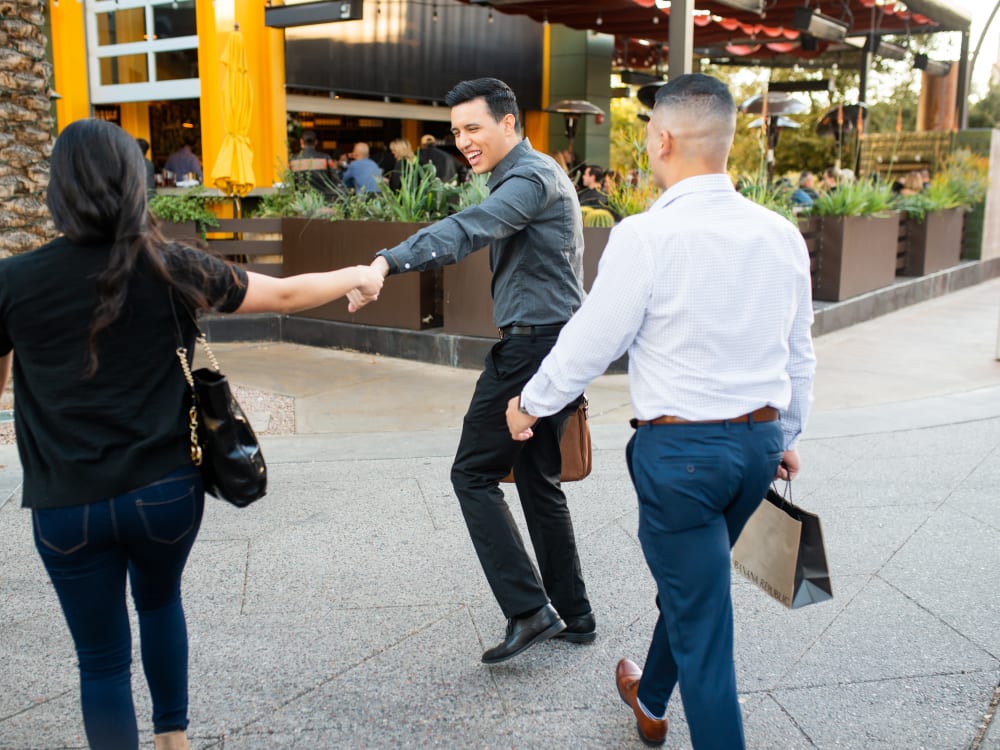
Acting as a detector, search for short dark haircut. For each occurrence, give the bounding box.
[654,73,735,119]
[445,77,520,131]
[136,137,150,156]
[302,129,318,146]
[584,164,605,182]
[180,129,197,148]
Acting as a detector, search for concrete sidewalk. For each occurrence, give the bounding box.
[1,279,999,749]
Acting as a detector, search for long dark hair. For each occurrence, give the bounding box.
[47,119,216,376]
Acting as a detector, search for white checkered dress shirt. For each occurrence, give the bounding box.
[520,173,816,449]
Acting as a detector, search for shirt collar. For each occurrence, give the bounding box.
[651,173,735,211]
[487,138,532,189]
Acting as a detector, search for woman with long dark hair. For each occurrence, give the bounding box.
[0,118,383,750]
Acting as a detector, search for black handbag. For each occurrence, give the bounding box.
[172,298,267,507]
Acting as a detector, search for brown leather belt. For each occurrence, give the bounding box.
[632,406,779,427]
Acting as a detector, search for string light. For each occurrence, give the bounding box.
[596,14,603,26]
[432,3,438,21]
[488,9,494,23]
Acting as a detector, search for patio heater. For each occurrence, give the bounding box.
[544,99,605,164]
[739,92,808,183]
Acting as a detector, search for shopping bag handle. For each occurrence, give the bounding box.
[768,478,793,509]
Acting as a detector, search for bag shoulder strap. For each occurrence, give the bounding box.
[169,289,220,374]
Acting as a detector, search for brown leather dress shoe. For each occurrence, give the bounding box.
[616,658,668,747]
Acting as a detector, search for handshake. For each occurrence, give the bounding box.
[347,256,391,313]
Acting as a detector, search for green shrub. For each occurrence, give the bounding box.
[940,149,988,209]
[148,187,221,231]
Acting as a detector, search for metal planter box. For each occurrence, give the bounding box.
[281,218,436,330]
[814,213,901,302]
[902,207,964,276]
[442,227,613,338]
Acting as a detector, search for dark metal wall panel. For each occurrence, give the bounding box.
[284,0,544,109]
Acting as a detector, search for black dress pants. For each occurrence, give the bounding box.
[450,333,591,620]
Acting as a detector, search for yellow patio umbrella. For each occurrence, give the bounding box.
[210,25,255,202]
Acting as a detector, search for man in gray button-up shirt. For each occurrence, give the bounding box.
[351,77,594,664]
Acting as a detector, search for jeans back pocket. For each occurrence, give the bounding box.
[33,506,89,555]
[135,484,198,545]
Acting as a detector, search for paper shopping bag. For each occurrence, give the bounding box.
[732,486,833,609]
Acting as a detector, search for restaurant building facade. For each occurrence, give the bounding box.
[46,0,614,187]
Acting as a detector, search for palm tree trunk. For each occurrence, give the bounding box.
[0,0,56,256]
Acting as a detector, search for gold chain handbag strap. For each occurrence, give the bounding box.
[169,289,213,467]
[195,333,220,373]
[175,345,203,466]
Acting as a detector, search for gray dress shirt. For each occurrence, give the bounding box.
[377,139,585,328]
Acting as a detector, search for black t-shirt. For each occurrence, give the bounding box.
[0,237,248,509]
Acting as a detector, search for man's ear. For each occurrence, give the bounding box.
[502,113,517,135]
[655,127,673,159]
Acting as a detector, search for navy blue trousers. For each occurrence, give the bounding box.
[626,418,784,750]
[32,465,204,750]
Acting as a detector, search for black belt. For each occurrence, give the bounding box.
[498,323,566,339]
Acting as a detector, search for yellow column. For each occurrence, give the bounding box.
[119,103,151,144]
[197,0,287,190]
[402,120,419,150]
[48,0,90,130]
[523,22,550,153]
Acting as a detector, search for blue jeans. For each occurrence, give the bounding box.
[626,419,784,750]
[32,465,204,750]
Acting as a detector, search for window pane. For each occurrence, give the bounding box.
[96,8,147,46]
[155,49,199,81]
[100,54,149,85]
[151,1,197,40]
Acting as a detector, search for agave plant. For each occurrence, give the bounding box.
[738,174,797,223]
[810,179,896,217]
[375,159,452,222]
[894,178,963,222]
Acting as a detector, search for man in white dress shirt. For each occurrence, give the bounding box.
[506,73,815,749]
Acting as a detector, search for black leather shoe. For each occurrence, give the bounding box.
[552,611,597,644]
[481,604,566,664]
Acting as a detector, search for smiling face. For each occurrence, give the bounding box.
[450,97,519,174]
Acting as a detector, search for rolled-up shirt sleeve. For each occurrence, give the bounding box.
[520,223,653,416]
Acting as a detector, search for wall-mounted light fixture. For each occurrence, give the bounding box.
[265,0,362,28]
[914,53,951,77]
[714,0,764,13]
[864,37,907,61]
[792,7,849,42]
